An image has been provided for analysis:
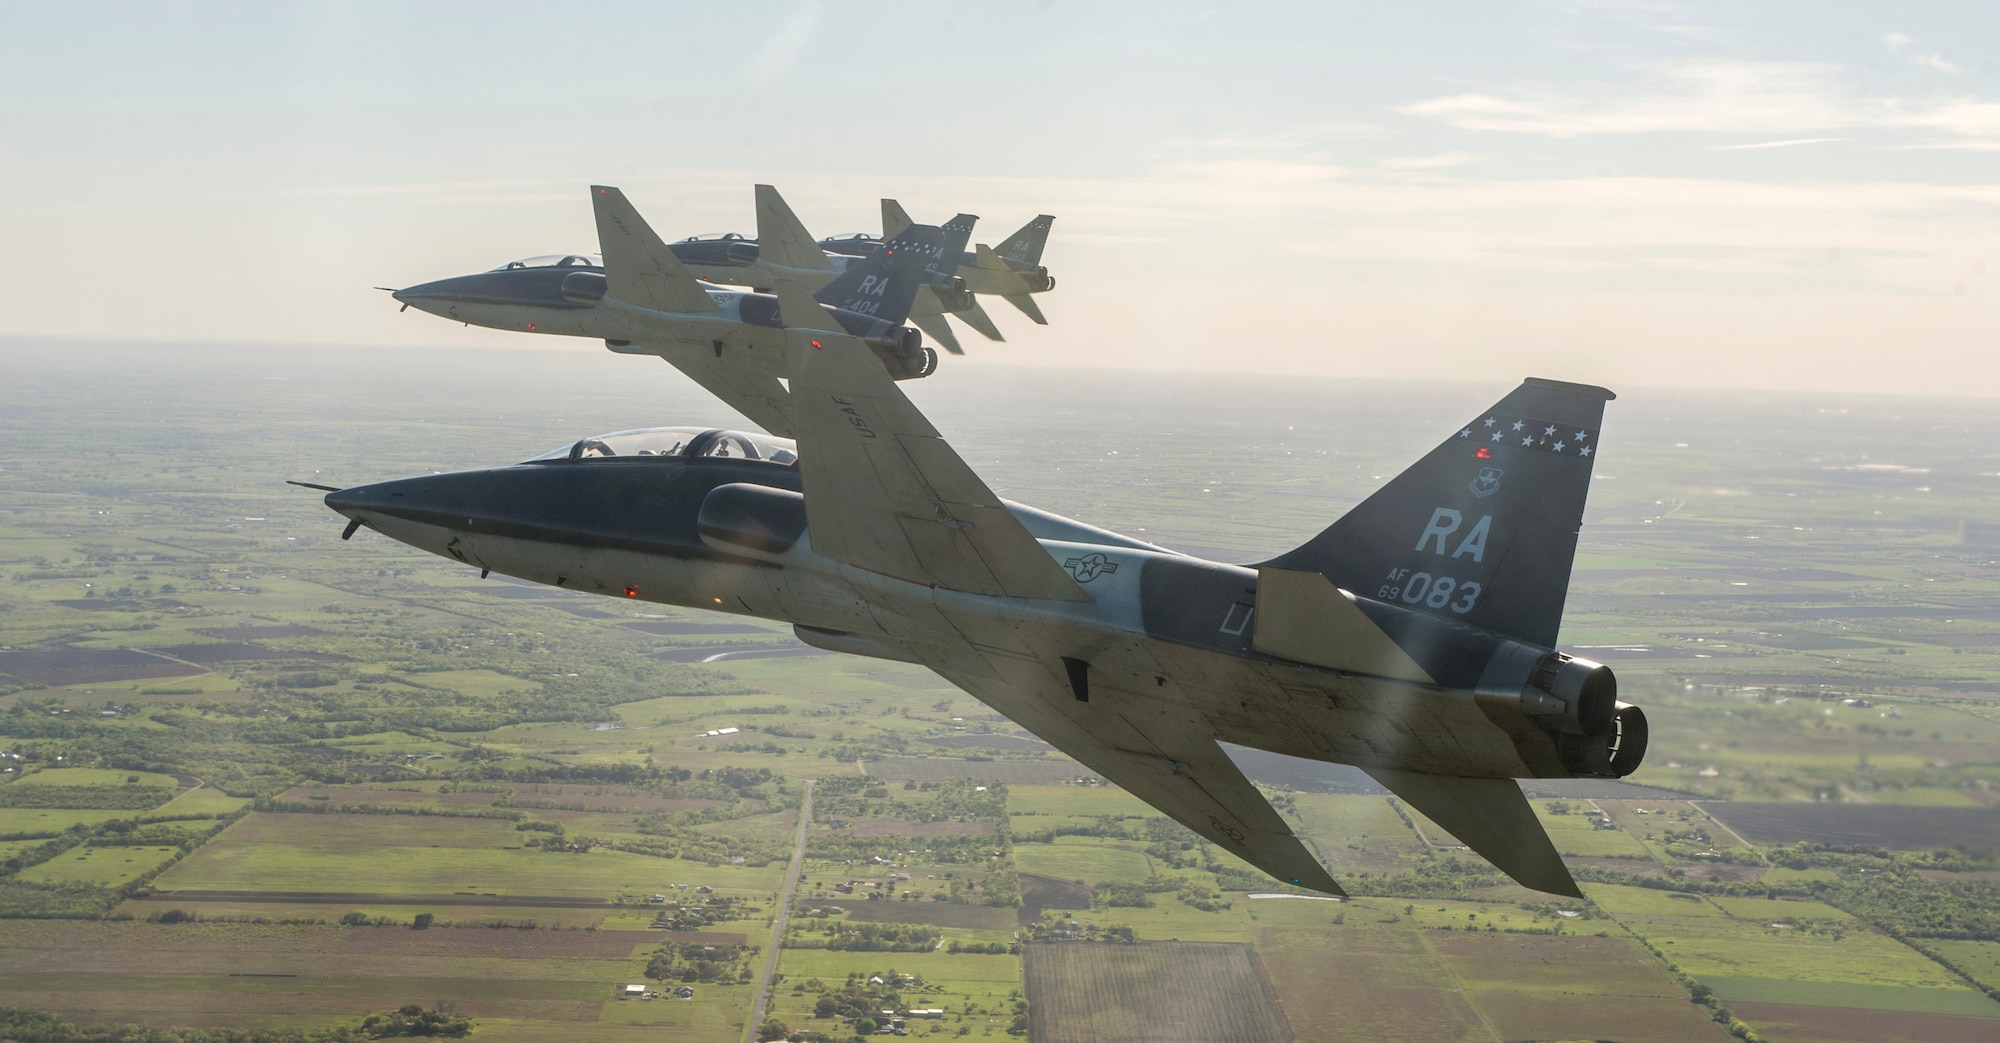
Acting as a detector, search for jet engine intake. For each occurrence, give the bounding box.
[560,270,608,304]
[725,242,760,265]
[697,483,807,561]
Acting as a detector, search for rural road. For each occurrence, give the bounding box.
[746,778,813,1043]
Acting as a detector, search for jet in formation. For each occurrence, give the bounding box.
[388,186,950,437]
[322,286,1647,897]
[390,186,1055,427]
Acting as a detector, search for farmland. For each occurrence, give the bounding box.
[4,341,2000,1040]
[1023,942,1291,1043]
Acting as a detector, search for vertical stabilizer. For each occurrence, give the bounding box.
[813,224,946,324]
[995,215,1055,266]
[1262,378,1613,648]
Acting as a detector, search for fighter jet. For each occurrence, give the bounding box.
[320,324,1644,897]
[390,186,946,437]
[815,206,1055,346]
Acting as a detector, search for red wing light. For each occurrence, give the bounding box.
[1476,446,1492,459]
[623,585,639,598]
[526,323,536,331]
[810,339,823,349]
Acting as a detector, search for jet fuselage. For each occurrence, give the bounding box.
[392,260,934,379]
[326,430,1641,788]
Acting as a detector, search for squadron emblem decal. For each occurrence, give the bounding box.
[1470,467,1504,499]
[1063,552,1120,583]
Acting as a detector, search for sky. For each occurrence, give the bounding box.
[1,1,1995,397]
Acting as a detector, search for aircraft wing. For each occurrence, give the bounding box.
[785,328,1085,601]
[932,657,1343,895]
[591,186,721,314]
[755,184,836,275]
[644,349,795,438]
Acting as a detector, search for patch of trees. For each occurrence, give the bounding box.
[790,921,943,952]
[1090,882,1153,908]
[1343,856,1505,899]
[0,784,176,810]
[645,939,756,983]
[0,1004,466,1041]
[813,777,1005,826]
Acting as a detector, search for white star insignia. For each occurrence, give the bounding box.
[1579,445,1592,458]
[1521,436,1533,446]
[1490,431,1503,442]
[1483,417,1497,428]
[1575,431,1589,441]
[1553,441,1566,452]
[1510,420,1524,432]
[1544,425,1557,437]
[1459,429,1471,438]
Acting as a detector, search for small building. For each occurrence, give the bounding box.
[623,984,646,996]
[908,1009,945,1019]
[673,986,695,999]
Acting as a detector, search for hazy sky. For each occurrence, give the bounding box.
[2,1,1995,396]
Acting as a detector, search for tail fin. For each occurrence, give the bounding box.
[813,223,946,324]
[1262,378,1613,649]
[938,212,978,261]
[754,184,835,274]
[881,199,914,239]
[995,215,1054,266]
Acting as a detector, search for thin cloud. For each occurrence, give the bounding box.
[1401,58,1999,139]
[747,1,823,88]
[1884,32,1960,74]
[1380,151,1484,170]
[1711,138,1843,151]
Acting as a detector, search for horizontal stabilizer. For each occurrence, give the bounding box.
[1253,567,1434,683]
[953,298,1005,341]
[590,186,721,314]
[1365,768,1580,897]
[1001,292,1048,325]
[908,306,965,355]
[972,242,1013,271]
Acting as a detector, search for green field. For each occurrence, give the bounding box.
[153,813,787,897]
[6,344,2000,1041]
[15,845,181,887]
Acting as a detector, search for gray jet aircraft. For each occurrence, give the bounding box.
[319,319,1644,896]
[391,186,946,437]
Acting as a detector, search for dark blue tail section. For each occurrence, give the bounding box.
[995,215,1054,266]
[814,224,946,324]
[1261,378,1614,648]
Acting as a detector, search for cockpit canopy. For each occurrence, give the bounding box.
[491,254,602,271]
[676,232,749,243]
[525,426,798,465]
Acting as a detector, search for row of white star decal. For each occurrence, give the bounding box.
[1458,416,1597,457]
